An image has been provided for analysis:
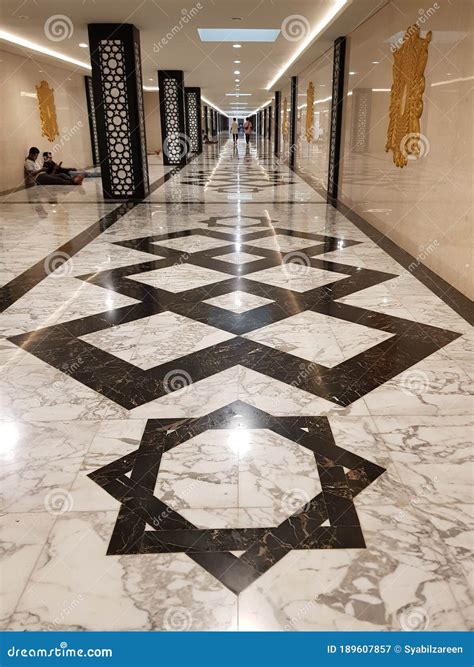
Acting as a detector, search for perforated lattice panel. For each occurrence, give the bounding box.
[98,40,134,196]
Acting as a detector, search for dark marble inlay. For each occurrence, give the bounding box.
[8,215,462,410]
[88,401,385,594]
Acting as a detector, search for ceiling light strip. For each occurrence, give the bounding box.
[0,29,91,70]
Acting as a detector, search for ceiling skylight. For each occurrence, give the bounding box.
[198,29,280,42]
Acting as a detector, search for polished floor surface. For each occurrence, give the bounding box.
[0,139,472,631]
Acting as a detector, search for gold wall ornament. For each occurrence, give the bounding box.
[35,80,60,143]
[385,25,431,167]
[305,81,315,142]
[282,97,288,139]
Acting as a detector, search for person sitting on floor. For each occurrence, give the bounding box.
[42,152,100,178]
[24,148,84,187]
[202,129,217,145]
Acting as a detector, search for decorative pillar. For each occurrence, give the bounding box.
[87,23,149,199]
[274,91,281,155]
[203,105,209,137]
[327,36,347,201]
[185,87,202,154]
[267,105,272,140]
[84,76,100,167]
[289,75,298,169]
[157,70,187,166]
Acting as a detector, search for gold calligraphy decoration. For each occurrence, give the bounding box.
[305,81,314,142]
[282,97,288,139]
[35,80,60,143]
[385,25,431,167]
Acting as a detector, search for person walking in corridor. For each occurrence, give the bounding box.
[243,118,253,144]
[231,118,239,144]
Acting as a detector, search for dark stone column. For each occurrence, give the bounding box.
[157,69,188,166]
[289,75,298,169]
[185,87,202,154]
[274,91,281,155]
[84,76,100,167]
[267,105,272,140]
[327,36,347,201]
[203,105,209,137]
[87,23,149,199]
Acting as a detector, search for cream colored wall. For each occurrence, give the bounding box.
[296,47,333,191]
[0,49,93,192]
[143,90,162,153]
[339,0,473,298]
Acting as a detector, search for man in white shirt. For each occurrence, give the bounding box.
[24,147,84,186]
[230,118,239,144]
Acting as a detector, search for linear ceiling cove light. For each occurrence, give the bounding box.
[198,29,279,42]
[0,29,91,69]
[266,0,348,90]
[201,95,229,117]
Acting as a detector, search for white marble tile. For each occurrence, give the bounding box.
[128,263,231,293]
[81,311,234,369]
[246,264,349,293]
[213,251,263,264]
[8,512,236,630]
[0,512,56,628]
[0,277,139,337]
[152,234,230,253]
[0,420,99,513]
[246,234,322,254]
[203,291,274,314]
[244,310,393,367]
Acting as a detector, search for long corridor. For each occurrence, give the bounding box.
[1,137,471,632]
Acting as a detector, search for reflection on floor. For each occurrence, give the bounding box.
[0,139,472,632]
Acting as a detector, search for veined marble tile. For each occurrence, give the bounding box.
[67,241,162,276]
[0,277,139,337]
[203,291,274,314]
[246,264,349,293]
[69,419,146,511]
[8,512,236,631]
[152,234,230,253]
[244,310,393,367]
[0,512,56,628]
[81,311,234,369]
[128,263,231,293]
[237,366,370,416]
[0,420,99,513]
[246,234,323,254]
[213,252,264,264]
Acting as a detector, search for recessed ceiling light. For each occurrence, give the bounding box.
[233,60,241,63]
[349,71,356,75]
[148,78,153,81]
[233,43,242,48]
[234,70,240,74]
[79,43,88,48]
[371,60,379,64]
[235,78,240,82]
[266,0,348,90]
[0,29,91,70]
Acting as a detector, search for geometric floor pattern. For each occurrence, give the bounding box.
[88,401,386,593]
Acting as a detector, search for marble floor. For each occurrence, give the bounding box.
[0,138,472,632]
